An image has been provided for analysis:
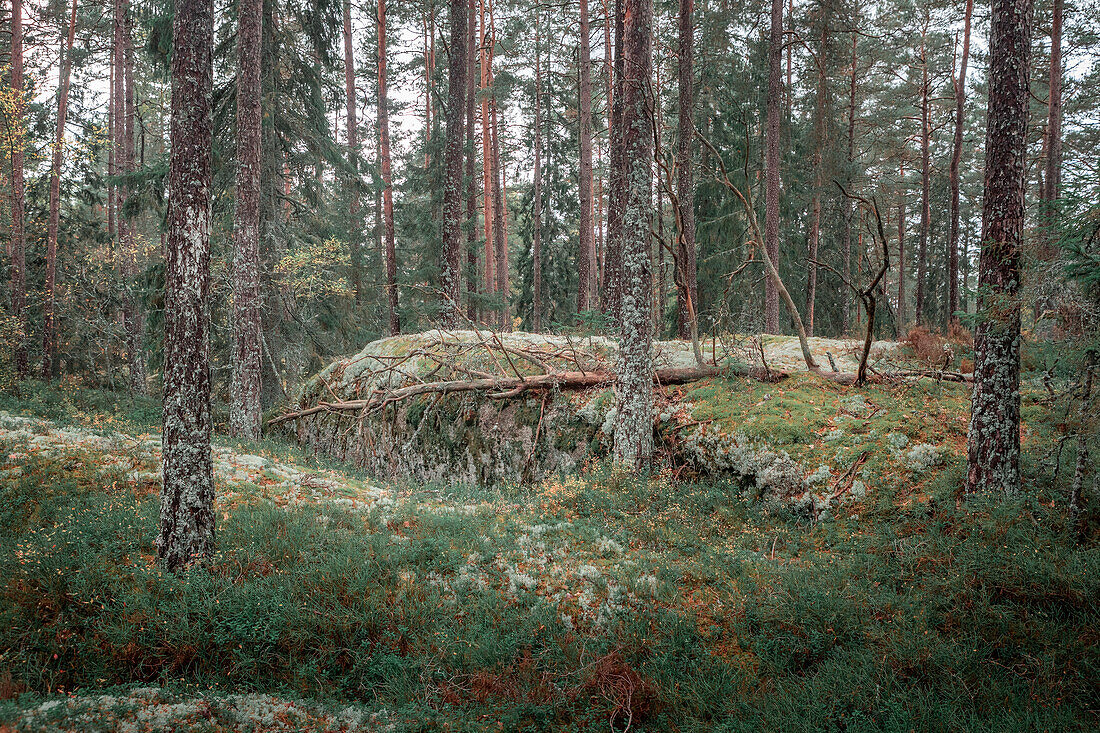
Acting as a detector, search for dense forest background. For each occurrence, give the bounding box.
[1,0,1099,402]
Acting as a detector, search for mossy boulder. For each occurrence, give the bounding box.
[276,331,951,517]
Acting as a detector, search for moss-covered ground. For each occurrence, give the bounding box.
[0,378,1097,731]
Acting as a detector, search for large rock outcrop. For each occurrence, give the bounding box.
[275,331,917,513]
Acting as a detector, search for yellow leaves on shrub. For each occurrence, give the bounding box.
[274,237,351,300]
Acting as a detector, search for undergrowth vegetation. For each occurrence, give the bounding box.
[0,384,1097,731]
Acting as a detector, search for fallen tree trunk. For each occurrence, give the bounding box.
[269,364,784,426]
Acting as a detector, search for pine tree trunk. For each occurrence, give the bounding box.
[966,0,1032,495]
[1044,0,1062,202]
[465,0,479,321]
[843,29,857,335]
[479,0,495,304]
[9,0,28,378]
[915,13,931,326]
[601,0,626,317]
[441,0,468,327]
[159,0,216,571]
[378,0,400,335]
[577,0,595,312]
[532,10,544,331]
[343,0,362,304]
[43,0,78,380]
[785,0,793,120]
[122,4,146,394]
[108,57,117,243]
[490,99,509,328]
[613,0,653,468]
[230,0,263,440]
[805,18,828,338]
[763,0,783,334]
[675,0,697,341]
[601,0,613,289]
[947,0,973,326]
[897,166,907,336]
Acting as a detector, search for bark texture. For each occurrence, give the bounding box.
[966,0,1032,495]
[159,0,216,570]
[230,0,263,440]
[613,0,654,468]
[441,0,469,327]
[763,0,783,334]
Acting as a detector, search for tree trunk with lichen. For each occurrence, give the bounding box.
[230,0,263,440]
[158,0,216,571]
[441,0,468,327]
[613,0,654,468]
[966,0,1032,495]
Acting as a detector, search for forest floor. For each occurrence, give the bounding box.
[0,376,1097,731]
